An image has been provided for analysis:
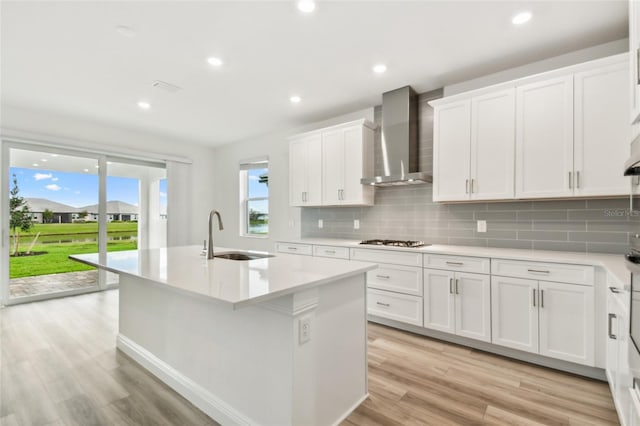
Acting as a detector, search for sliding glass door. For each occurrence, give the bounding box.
[1,142,166,305]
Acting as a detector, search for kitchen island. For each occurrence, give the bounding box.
[71,246,377,426]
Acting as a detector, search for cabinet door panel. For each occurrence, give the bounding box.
[491,276,539,353]
[539,281,595,366]
[289,138,308,206]
[574,61,631,196]
[342,126,364,204]
[516,76,574,198]
[433,100,471,201]
[322,130,343,205]
[471,89,515,200]
[455,272,491,342]
[306,134,323,205]
[606,291,620,388]
[423,269,455,333]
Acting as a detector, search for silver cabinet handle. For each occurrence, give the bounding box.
[568,171,572,189]
[608,313,617,340]
[449,277,453,294]
[376,274,390,279]
[609,286,621,294]
[471,179,475,193]
[637,47,640,85]
[455,278,460,295]
[527,269,550,274]
[446,261,463,266]
[325,250,336,254]
[465,179,469,194]
[532,288,536,307]
[341,189,344,200]
[576,171,580,189]
[287,247,298,250]
[376,301,390,307]
[540,289,544,308]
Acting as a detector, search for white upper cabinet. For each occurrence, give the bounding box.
[515,75,574,199]
[289,119,374,207]
[470,89,516,200]
[433,99,471,201]
[574,61,631,197]
[289,133,322,206]
[630,0,640,124]
[322,124,374,206]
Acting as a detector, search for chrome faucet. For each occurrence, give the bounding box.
[207,209,224,259]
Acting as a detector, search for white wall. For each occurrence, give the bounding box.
[0,104,216,245]
[445,39,628,96]
[212,108,374,252]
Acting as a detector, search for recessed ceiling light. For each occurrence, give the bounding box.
[512,11,532,25]
[290,95,302,104]
[95,165,99,169]
[116,25,137,38]
[297,0,316,13]
[107,161,113,165]
[41,159,47,162]
[32,163,39,167]
[207,57,223,67]
[83,168,89,172]
[137,101,151,110]
[50,154,58,157]
[373,64,387,74]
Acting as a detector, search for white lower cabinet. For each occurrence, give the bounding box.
[368,288,422,326]
[491,276,539,353]
[424,268,491,343]
[607,281,632,426]
[491,275,594,366]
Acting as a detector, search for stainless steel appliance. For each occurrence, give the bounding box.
[359,239,427,248]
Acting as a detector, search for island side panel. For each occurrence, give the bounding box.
[117,274,295,425]
[295,272,368,426]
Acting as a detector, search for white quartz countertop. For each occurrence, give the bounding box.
[70,246,377,309]
[278,238,630,287]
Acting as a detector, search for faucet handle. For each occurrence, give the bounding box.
[201,239,207,256]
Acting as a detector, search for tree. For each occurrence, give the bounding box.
[42,208,54,224]
[79,210,88,219]
[258,173,268,186]
[10,174,33,255]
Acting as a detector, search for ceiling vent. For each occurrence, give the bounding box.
[152,80,182,94]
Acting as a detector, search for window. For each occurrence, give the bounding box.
[240,158,268,237]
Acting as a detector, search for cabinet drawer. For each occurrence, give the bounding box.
[313,245,349,259]
[350,248,422,267]
[367,289,423,326]
[275,242,312,256]
[367,264,423,296]
[423,254,490,274]
[492,259,594,285]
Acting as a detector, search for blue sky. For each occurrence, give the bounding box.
[10,167,166,208]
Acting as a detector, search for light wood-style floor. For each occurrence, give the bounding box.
[0,290,618,426]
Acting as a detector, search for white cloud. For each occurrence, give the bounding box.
[45,184,61,191]
[51,177,59,182]
[34,173,53,181]
[159,191,167,198]
[74,191,80,195]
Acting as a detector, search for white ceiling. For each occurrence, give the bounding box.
[1,1,628,147]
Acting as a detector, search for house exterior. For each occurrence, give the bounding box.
[24,198,139,223]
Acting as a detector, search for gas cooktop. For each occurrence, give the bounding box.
[359,239,427,248]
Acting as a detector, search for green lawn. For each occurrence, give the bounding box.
[10,222,139,279]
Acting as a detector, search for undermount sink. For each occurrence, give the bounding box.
[214,251,274,261]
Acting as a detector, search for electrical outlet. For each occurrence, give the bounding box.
[318,219,323,229]
[477,220,487,233]
[354,219,360,230]
[299,317,311,344]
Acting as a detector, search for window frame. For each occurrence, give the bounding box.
[239,157,269,238]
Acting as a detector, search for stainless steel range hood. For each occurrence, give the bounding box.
[361,86,432,186]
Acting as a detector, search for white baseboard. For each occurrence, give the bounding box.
[116,334,254,426]
[331,393,368,426]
